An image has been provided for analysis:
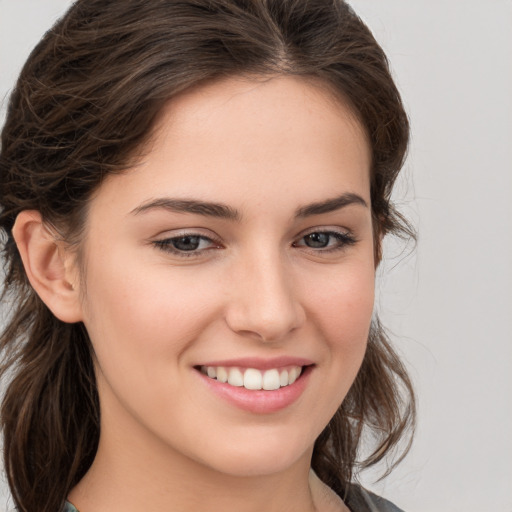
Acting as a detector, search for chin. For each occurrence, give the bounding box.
[205,452,306,478]
[190,429,314,477]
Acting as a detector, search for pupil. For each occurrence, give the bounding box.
[172,236,200,251]
[305,233,329,248]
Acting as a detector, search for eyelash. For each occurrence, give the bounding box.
[152,229,357,258]
[153,233,222,258]
[293,230,357,253]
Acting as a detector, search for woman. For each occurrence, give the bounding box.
[0,1,415,511]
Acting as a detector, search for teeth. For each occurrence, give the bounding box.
[216,366,228,383]
[244,368,262,390]
[227,368,244,387]
[262,369,280,390]
[288,366,299,384]
[201,365,303,390]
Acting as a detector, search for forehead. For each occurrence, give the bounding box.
[155,74,368,152]
[89,75,371,221]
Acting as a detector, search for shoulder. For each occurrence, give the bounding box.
[63,502,79,512]
[345,486,405,512]
[309,470,403,512]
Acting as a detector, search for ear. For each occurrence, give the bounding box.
[12,210,83,323]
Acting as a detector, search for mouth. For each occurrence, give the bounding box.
[198,364,304,391]
[193,360,314,414]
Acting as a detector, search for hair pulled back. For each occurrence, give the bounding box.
[0,1,415,511]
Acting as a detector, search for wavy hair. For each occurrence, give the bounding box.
[0,1,415,511]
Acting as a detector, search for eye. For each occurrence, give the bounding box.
[294,230,357,252]
[153,233,220,256]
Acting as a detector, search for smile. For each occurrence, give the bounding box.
[200,365,303,391]
[195,357,314,413]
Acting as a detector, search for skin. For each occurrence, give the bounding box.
[15,75,374,511]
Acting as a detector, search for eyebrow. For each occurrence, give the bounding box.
[130,192,367,220]
[131,198,241,220]
[295,193,368,217]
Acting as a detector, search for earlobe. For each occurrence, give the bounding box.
[12,210,83,323]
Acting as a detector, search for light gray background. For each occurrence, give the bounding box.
[1,1,511,511]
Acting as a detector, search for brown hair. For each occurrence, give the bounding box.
[0,1,415,511]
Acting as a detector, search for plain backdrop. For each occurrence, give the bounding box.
[1,1,511,511]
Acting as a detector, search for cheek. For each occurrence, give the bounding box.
[303,257,374,395]
[289,258,374,435]
[79,250,221,377]
[305,259,375,348]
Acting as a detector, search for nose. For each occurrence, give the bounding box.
[224,250,306,343]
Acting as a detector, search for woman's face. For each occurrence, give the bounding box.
[77,75,375,477]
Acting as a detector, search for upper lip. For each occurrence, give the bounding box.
[195,356,314,370]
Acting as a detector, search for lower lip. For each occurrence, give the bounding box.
[196,366,313,414]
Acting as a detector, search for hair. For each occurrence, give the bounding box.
[0,1,415,511]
